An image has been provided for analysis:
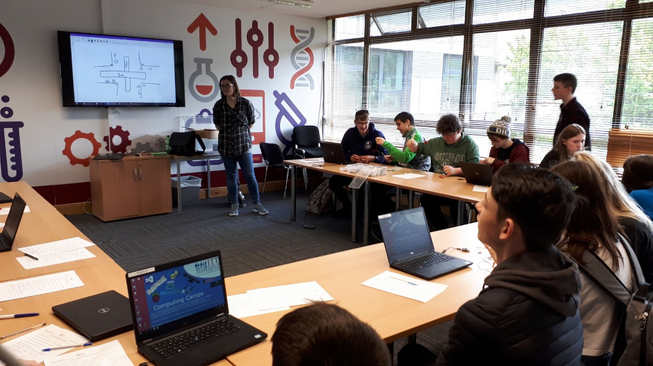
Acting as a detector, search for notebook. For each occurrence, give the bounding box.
[52,290,133,341]
[320,141,353,164]
[0,193,26,252]
[126,250,267,366]
[378,207,472,280]
[459,161,493,187]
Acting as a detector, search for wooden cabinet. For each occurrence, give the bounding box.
[90,156,172,221]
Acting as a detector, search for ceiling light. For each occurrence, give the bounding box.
[258,0,313,8]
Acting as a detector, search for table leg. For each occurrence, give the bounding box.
[351,188,357,242]
[206,157,211,199]
[395,188,401,211]
[291,165,296,221]
[363,181,370,246]
[408,191,414,209]
[177,160,182,214]
[456,200,464,226]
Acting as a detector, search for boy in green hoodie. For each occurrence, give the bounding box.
[375,112,431,171]
[408,114,479,230]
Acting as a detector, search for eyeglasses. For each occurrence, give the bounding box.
[220,83,234,89]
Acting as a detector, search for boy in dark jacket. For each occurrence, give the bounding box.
[435,163,584,365]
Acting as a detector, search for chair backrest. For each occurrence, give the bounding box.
[259,142,285,167]
[292,125,321,149]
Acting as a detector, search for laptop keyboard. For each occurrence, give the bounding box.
[150,317,242,359]
[402,252,454,270]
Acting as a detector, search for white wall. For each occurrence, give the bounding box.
[0,0,325,192]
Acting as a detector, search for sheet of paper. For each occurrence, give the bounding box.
[247,281,333,311]
[472,185,489,192]
[16,248,96,269]
[0,270,84,303]
[228,293,290,318]
[43,340,132,366]
[1,324,89,364]
[0,206,30,215]
[392,173,425,180]
[362,271,448,303]
[19,237,95,257]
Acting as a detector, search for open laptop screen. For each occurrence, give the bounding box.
[1,193,26,248]
[127,252,226,337]
[378,207,435,263]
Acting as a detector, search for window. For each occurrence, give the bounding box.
[544,0,625,17]
[419,1,465,28]
[371,10,412,36]
[334,15,365,41]
[473,0,534,25]
[622,18,653,130]
[326,44,364,139]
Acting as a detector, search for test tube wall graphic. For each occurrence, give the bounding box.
[188,58,220,103]
[0,96,24,182]
[273,90,305,157]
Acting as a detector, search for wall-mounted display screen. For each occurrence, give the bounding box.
[57,31,185,107]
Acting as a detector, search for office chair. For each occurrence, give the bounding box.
[259,142,291,199]
[292,125,322,189]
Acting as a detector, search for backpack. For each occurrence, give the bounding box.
[307,179,333,215]
[576,233,653,366]
[169,131,206,156]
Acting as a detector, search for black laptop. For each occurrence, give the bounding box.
[378,207,472,280]
[52,290,133,341]
[0,193,26,252]
[126,250,267,366]
[459,161,493,187]
[320,141,353,164]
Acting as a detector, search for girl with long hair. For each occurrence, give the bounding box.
[540,123,585,169]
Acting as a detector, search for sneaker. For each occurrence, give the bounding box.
[229,203,239,217]
[253,203,269,215]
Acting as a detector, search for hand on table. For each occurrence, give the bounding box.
[480,157,495,165]
[384,155,393,163]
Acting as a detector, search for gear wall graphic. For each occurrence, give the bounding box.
[103,125,132,154]
[62,130,102,167]
[290,25,315,90]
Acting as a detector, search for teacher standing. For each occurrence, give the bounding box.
[213,75,268,217]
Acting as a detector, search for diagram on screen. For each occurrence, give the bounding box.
[95,51,160,98]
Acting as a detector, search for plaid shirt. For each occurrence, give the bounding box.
[213,96,255,157]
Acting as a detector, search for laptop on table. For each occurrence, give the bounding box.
[320,141,354,164]
[0,193,26,252]
[126,250,267,366]
[378,207,472,280]
[459,161,493,187]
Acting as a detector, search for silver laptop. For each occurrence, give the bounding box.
[126,250,267,366]
[320,141,353,164]
[0,193,26,252]
[378,207,472,280]
[459,161,493,187]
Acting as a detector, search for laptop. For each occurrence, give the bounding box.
[126,250,267,366]
[378,207,472,280]
[52,290,133,341]
[0,193,26,252]
[459,161,493,187]
[320,141,353,164]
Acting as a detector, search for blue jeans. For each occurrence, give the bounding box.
[222,153,260,205]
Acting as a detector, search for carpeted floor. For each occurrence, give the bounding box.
[66,187,451,365]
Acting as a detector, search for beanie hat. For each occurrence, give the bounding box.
[487,116,511,138]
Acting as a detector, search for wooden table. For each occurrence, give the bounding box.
[285,159,485,245]
[225,223,488,366]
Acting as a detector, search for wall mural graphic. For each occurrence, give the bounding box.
[104,125,132,154]
[0,24,23,182]
[62,130,102,167]
[289,25,314,90]
[0,23,15,78]
[274,90,305,156]
[231,19,278,79]
[187,13,217,52]
[188,58,220,103]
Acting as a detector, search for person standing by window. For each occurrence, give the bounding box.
[213,75,268,217]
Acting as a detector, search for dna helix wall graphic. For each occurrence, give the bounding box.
[289,25,314,90]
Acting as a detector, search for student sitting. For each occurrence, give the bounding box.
[433,162,583,365]
[539,123,585,169]
[622,154,653,221]
[407,114,479,230]
[552,160,637,365]
[576,151,653,284]
[271,302,391,366]
[480,115,530,172]
[376,111,431,171]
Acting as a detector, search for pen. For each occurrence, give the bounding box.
[0,322,46,339]
[390,274,419,286]
[23,253,39,261]
[0,313,39,319]
[42,342,92,351]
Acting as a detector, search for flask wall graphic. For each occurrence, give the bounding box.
[188,58,220,102]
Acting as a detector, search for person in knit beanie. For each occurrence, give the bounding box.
[481,116,530,172]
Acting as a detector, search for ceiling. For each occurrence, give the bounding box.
[180,0,423,19]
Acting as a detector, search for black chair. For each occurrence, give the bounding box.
[259,142,291,199]
[292,125,322,189]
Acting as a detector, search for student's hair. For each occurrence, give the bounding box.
[355,109,370,121]
[436,114,462,135]
[491,162,575,251]
[553,73,578,93]
[575,151,653,231]
[219,75,241,98]
[271,302,391,366]
[551,160,624,270]
[553,123,586,160]
[394,111,414,126]
[622,154,653,192]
